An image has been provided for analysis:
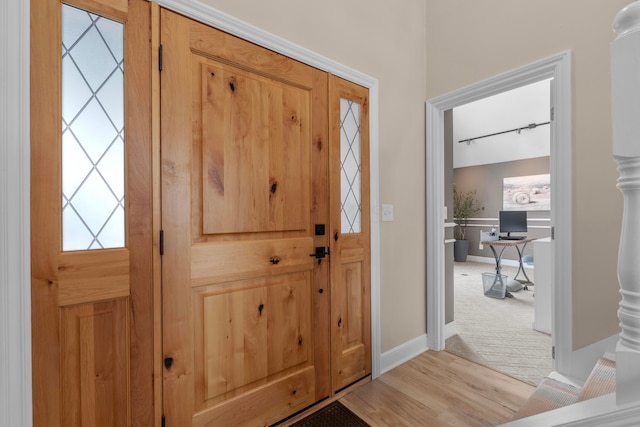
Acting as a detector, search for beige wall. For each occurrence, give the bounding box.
[201,0,630,352]
[203,0,429,352]
[428,0,628,350]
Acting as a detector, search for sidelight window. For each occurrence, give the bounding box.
[61,4,124,250]
[340,98,362,234]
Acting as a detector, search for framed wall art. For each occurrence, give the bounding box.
[503,173,550,211]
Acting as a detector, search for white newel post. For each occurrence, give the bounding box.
[612,0,640,406]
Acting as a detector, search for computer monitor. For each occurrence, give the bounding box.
[499,210,527,237]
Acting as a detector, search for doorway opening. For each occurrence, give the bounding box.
[446,80,553,385]
[426,51,573,376]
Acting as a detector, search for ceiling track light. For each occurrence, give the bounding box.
[458,121,550,144]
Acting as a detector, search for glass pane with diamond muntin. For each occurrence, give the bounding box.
[340,98,362,234]
[62,4,125,251]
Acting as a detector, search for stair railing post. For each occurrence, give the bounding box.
[612,0,640,406]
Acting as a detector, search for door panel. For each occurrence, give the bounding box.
[193,271,312,405]
[191,368,315,427]
[201,61,310,235]
[199,284,268,400]
[161,9,329,426]
[31,0,153,425]
[60,299,129,427]
[329,76,371,392]
[58,249,130,305]
[190,238,313,285]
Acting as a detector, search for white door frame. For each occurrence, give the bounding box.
[154,0,382,379]
[426,51,572,373]
[2,0,32,425]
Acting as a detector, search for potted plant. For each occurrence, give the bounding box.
[453,184,484,262]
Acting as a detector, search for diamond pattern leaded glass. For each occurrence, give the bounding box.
[62,4,125,251]
[340,98,362,234]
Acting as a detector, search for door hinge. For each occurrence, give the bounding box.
[550,106,555,121]
[160,230,165,256]
[551,226,555,240]
[552,346,556,360]
[159,44,163,72]
[162,415,166,427]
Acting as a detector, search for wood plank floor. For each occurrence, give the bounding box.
[338,350,534,427]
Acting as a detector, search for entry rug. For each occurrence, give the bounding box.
[290,401,370,427]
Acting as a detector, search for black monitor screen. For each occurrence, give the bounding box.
[499,210,528,235]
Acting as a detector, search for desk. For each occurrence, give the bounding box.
[481,238,535,297]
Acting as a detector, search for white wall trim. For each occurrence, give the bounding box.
[426,99,446,350]
[560,334,618,382]
[154,0,377,89]
[426,52,572,373]
[466,255,534,269]
[153,0,382,378]
[506,393,640,426]
[379,324,457,376]
[380,334,428,375]
[444,320,457,340]
[1,0,32,425]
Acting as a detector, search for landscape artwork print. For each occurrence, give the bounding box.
[503,173,550,211]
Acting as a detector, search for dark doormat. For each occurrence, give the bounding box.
[290,401,370,427]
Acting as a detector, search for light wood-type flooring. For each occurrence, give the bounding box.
[280,350,535,426]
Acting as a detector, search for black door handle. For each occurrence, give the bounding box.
[309,247,330,259]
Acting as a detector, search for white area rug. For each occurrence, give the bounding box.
[445,261,552,385]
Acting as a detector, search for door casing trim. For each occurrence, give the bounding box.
[425,51,572,373]
[153,0,382,379]
[1,0,32,425]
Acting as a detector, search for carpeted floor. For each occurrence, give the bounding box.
[445,261,552,385]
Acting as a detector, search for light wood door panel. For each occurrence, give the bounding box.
[160,9,329,426]
[60,299,130,427]
[201,61,310,235]
[329,76,372,392]
[193,271,312,405]
[200,284,269,400]
[57,249,130,306]
[190,238,313,285]
[30,0,154,425]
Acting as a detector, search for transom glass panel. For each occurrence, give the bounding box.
[340,98,362,234]
[62,4,125,251]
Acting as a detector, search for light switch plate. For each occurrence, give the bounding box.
[381,204,394,222]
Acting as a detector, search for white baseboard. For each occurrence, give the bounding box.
[379,326,458,376]
[379,334,428,375]
[559,334,619,382]
[467,255,533,269]
[466,255,495,264]
[444,321,457,340]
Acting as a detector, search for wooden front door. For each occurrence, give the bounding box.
[329,77,371,392]
[160,9,330,426]
[30,0,154,425]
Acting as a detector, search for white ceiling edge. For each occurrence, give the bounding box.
[453,78,552,168]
